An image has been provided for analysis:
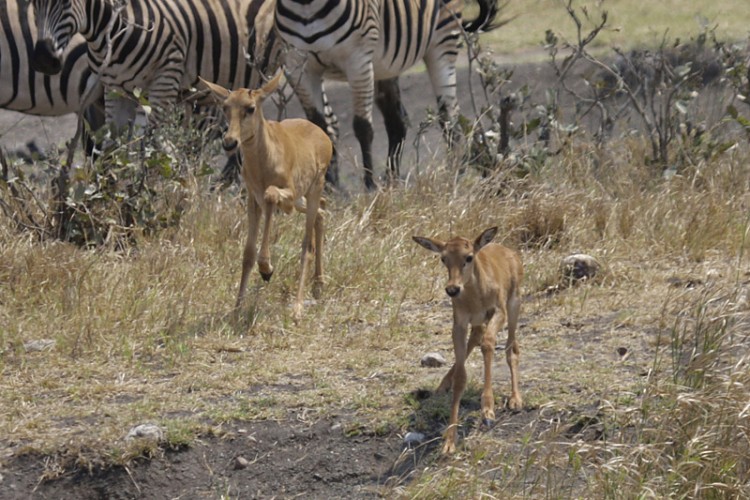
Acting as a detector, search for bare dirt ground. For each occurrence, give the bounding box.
[4,416,404,498]
[0,285,659,498]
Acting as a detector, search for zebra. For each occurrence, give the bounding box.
[275,0,502,190]
[30,0,281,149]
[1,0,104,152]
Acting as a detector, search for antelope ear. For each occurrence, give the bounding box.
[198,77,230,102]
[474,226,498,251]
[412,236,445,254]
[259,71,285,99]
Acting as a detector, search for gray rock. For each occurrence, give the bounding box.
[420,352,447,368]
[403,432,425,447]
[23,339,56,352]
[233,456,250,469]
[125,423,165,443]
[560,254,600,283]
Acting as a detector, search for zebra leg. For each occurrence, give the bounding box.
[103,94,138,150]
[320,86,341,188]
[307,107,339,188]
[82,98,106,158]
[375,77,409,185]
[424,50,462,154]
[347,60,377,191]
[353,115,375,191]
[438,96,461,149]
[218,152,242,188]
[288,68,341,188]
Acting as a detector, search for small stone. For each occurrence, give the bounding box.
[403,432,425,447]
[233,456,250,470]
[736,291,749,310]
[706,268,722,282]
[125,423,165,443]
[23,339,56,352]
[560,254,600,284]
[420,352,447,368]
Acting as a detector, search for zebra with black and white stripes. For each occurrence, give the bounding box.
[1,0,104,148]
[30,0,280,137]
[275,0,502,190]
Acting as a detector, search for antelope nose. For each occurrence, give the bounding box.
[223,138,238,152]
[445,285,460,297]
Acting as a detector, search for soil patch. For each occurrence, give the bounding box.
[2,416,402,499]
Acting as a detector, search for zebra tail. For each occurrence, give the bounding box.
[461,0,514,33]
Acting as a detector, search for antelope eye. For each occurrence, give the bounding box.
[465,255,474,264]
[245,105,255,115]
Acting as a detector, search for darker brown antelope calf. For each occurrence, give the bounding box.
[413,227,524,454]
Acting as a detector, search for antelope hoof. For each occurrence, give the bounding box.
[441,426,458,455]
[482,407,496,423]
[259,267,274,282]
[482,417,495,428]
[291,301,305,323]
[312,280,323,300]
[441,439,456,455]
[508,395,523,411]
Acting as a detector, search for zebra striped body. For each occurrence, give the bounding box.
[275,0,500,190]
[1,0,102,115]
[1,0,104,154]
[31,0,279,131]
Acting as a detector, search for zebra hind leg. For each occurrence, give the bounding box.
[305,107,340,189]
[353,115,376,191]
[436,98,468,171]
[375,77,409,186]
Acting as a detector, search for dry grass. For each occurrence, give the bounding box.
[2,127,750,495]
[487,0,750,57]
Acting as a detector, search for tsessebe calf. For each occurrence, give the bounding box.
[201,73,333,320]
[413,226,524,454]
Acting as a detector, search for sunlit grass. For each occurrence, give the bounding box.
[482,0,750,57]
[3,1,750,492]
[2,129,750,494]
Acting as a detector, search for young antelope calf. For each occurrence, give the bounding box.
[201,72,333,319]
[413,227,524,454]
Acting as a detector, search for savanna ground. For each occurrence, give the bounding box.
[2,1,750,498]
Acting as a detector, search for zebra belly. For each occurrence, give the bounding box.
[372,58,421,81]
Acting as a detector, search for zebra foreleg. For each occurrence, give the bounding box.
[100,95,139,156]
[375,77,409,185]
[82,99,106,159]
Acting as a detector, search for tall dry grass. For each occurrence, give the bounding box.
[1,129,750,495]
